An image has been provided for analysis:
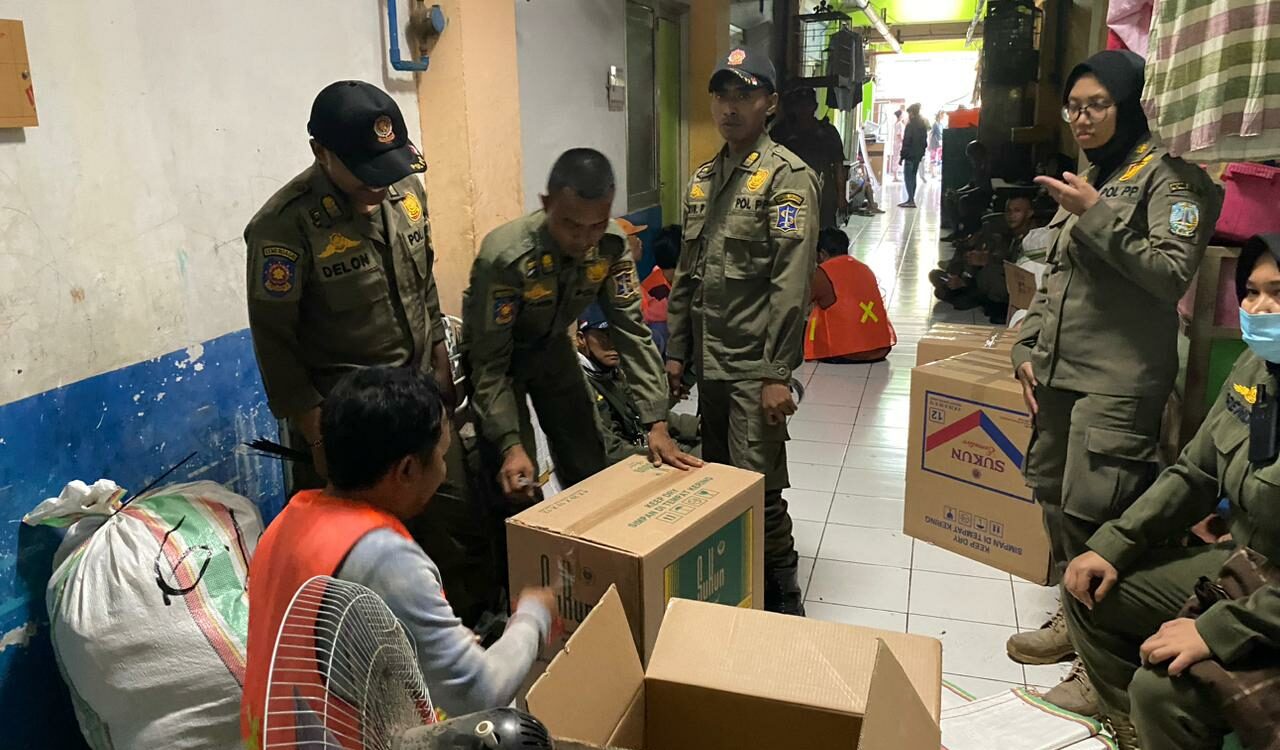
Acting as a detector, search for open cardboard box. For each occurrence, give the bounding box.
[529,586,943,750]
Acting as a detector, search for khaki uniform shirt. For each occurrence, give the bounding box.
[244,164,445,418]
[1089,352,1280,664]
[668,133,820,382]
[1013,136,1222,396]
[461,211,667,453]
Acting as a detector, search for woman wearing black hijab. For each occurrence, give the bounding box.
[1062,235,1280,750]
[1006,50,1224,718]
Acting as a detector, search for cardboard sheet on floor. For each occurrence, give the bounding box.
[915,323,1019,367]
[904,350,1052,583]
[941,688,1112,750]
[507,456,764,678]
[528,586,943,750]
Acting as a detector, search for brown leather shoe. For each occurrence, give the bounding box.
[1006,607,1075,665]
[1039,659,1100,717]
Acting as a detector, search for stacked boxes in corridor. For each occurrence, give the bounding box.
[507,456,765,677]
[905,350,1052,584]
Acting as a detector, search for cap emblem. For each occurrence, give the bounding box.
[374,115,396,144]
[728,48,747,66]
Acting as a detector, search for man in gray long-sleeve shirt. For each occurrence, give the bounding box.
[242,367,557,745]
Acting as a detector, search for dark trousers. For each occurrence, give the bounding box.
[903,158,921,203]
[698,379,798,574]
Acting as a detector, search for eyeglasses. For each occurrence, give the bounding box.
[1061,101,1115,123]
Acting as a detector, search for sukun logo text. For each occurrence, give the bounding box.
[539,554,594,624]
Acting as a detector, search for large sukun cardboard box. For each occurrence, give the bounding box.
[915,323,1019,367]
[529,586,943,750]
[507,456,764,671]
[904,350,1052,584]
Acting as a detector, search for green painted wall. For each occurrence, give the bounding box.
[837,0,979,25]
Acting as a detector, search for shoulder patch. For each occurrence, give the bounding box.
[773,191,805,207]
[489,286,519,327]
[775,203,800,232]
[262,245,300,263]
[1169,201,1201,238]
[262,258,296,298]
[1168,181,1192,194]
[610,260,640,301]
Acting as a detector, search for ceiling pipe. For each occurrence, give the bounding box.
[848,0,903,53]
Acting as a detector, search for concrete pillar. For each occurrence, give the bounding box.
[687,0,730,168]
[415,0,524,316]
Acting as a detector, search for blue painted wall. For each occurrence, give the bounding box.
[627,203,667,280]
[0,329,285,750]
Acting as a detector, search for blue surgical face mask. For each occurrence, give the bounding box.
[1240,309,1280,363]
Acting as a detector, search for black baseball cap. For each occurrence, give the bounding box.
[578,303,610,332]
[709,46,777,93]
[308,81,426,188]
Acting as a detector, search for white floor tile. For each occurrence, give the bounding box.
[787,462,841,492]
[1013,581,1060,630]
[793,402,858,424]
[912,540,1012,581]
[842,445,908,472]
[807,602,907,632]
[856,406,913,429]
[835,467,905,499]
[943,673,1024,701]
[784,489,834,523]
[807,558,910,612]
[786,439,848,467]
[792,519,824,558]
[908,614,1025,684]
[849,423,910,449]
[803,384,865,408]
[1024,661,1074,690]
[799,556,815,599]
[787,419,855,445]
[814,363,873,380]
[909,570,1018,627]
[818,524,913,568]
[826,494,904,530]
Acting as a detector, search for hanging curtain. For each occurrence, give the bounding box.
[1107,0,1153,56]
[1143,0,1280,162]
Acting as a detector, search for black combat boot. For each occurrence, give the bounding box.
[765,564,806,617]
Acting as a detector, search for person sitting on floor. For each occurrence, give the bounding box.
[241,367,557,747]
[805,228,896,363]
[930,194,1037,323]
[640,225,680,356]
[578,304,700,465]
[847,156,884,216]
[941,140,993,240]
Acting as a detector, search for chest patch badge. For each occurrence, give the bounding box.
[776,204,800,232]
[523,282,555,304]
[1169,201,1201,238]
[746,169,770,193]
[541,253,557,275]
[401,192,424,223]
[318,233,361,259]
[587,260,609,283]
[690,182,707,200]
[1234,383,1258,406]
[1118,153,1155,182]
[262,259,295,297]
[321,195,343,219]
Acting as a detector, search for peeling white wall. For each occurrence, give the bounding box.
[0,0,423,405]
[515,0,628,213]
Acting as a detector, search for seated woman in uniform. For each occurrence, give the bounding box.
[1063,234,1280,750]
[804,228,895,363]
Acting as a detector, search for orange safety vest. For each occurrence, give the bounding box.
[240,491,416,750]
[805,256,897,361]
[640,266,671,324]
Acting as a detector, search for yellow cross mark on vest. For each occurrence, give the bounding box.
[859,301,879,324]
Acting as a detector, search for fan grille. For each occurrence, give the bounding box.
[262,576,435,749]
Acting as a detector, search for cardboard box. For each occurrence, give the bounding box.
[507,456,764,669]
[0,21,36,128]
[904,351,1052,584]
[915,323,1019,367]
[1004,261,1039,312]
[529,586,943,750]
